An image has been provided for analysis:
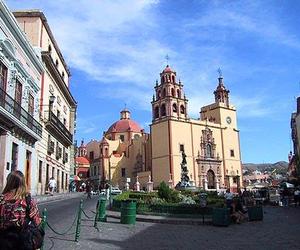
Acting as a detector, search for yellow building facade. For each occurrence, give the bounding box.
[88,65,243,192]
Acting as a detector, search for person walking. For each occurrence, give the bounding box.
[0,170,44,250]
[86,182,92,199]
[224,189,234,208]
[48,177,56,196]
[294,188,300,207]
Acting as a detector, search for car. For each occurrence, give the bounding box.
[110,187,122,195]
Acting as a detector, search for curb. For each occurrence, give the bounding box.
[106,211,211,225]
[35,192,85,204]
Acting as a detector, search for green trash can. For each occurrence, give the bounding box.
[121,200,136,225]
[248,206,263,221]
[212,208,231,226]
[97,198,107,222]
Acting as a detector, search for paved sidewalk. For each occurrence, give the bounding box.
[42,206,300,250]
[34,192,85,204]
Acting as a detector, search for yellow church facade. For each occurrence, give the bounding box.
[86,65,243,192]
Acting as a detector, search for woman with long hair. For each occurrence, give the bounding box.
[0,170,43,250]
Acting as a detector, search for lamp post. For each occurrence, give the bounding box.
[109,159,112,209]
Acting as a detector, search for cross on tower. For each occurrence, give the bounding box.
[217,68,222,78]
[165,54,170,65]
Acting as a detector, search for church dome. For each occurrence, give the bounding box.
[106,108,142,134]
[107,119,142,133]
[162,65,173,73]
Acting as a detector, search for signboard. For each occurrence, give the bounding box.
[126,178,131,183]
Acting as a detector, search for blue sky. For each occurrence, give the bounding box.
[6,0,300,163]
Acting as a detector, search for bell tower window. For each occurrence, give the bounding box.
[172,75,175,82]
[154,106,159,118]
[162,88,166,97]
[161,104,166,116]
[172,103,177,112]
[171,88,175,97]
[180,105,185,114]
[177,89,181,98]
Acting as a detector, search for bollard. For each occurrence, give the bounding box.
[40,208,47,250]
[75,199,83,242]
[97,198,107,222]
[93,200,99,228]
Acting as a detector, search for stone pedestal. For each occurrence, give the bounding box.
[125,182,129,191]
[147,181,153,192]
[204,178,208,190]
[216,179,220,191]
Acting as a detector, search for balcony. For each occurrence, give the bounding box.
[45,111,73,147]
[0,87,42,141]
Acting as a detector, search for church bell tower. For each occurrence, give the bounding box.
[151,65,188,122]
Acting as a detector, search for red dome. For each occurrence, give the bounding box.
[76,156,89,164]
[107,119,142,134]
[163,65,173,73]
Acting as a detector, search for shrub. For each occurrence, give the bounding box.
[113,191,130,201]
[158,182,180,203]
[178,193,196,205]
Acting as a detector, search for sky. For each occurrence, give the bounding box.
[5,0,300,164]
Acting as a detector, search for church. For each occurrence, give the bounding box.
[79,65,243,192]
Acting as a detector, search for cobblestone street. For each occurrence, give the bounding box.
[41,198,300,250]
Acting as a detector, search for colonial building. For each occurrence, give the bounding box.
[0,2,44,193]
[13,10,77,194]
[75,140,90,182]
[88,65,243,192]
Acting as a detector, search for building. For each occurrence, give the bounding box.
[75,140,90,182]
[288,97,300,181]
[0,1,44,193]
[88,65,243,192]
[13,10,77,194]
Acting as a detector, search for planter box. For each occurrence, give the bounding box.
[248,206,263,221]
[212,208,231,226]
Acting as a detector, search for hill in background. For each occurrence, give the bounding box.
[242,161,288,174]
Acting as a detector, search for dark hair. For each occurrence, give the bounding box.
[2,170,27,199]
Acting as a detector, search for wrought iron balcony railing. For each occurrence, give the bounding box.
[45,111,73,147]
[0,87,42,137]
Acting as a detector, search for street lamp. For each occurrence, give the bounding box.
[49,94,56,105]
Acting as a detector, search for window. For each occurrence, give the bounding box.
[161,104,166,116]
[28,93,34,116]
[172,103,177,112]
[14,80,22,117]
[154,106,159,118]
[62,72,65,80]
[179,144,184,152]
[177,89,181,98]
[172,75,175,82]
[48,44,52,52]
[52,167,55,178]
[38,161,42,183]
[11,143,18,171]
[121,168,126,177]
[112,150,117,155]
[89,151,94,160]
[233,177,237,184]
[63,118,66,126]
[206,144,212,158]
[180,105,185,114]
[120,135,125,142]
[0,62,8,91]
[65,174,68,190]
[55,59,59,68]
[61,172,64,189]
[162,88,166,97]
[57,110,61,119]
[171,88,175,97]
[230,149,235,157]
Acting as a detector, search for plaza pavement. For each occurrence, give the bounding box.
[41,197,300,250]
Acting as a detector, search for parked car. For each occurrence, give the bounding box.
[110,187,122,195]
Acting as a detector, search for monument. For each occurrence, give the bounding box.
[175,151,196,190]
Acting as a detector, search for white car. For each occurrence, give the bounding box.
[110,187,122,195]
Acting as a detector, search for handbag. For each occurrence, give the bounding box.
[20,195,45,250]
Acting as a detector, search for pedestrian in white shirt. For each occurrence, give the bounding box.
[48,177,56,196]
[224,189,234,207]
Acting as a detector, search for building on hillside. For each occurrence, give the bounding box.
[0,1,44,193]
[88,65,243,192]
[13,10,77,194]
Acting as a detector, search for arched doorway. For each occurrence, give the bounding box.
[207,170,215,189]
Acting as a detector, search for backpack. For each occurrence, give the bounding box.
[0,195,45,250]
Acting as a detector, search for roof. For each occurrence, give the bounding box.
[107,119,142,134]
[162,65,173,73]
[76,156,90,164]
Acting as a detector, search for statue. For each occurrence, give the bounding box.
[176,150,191,189]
